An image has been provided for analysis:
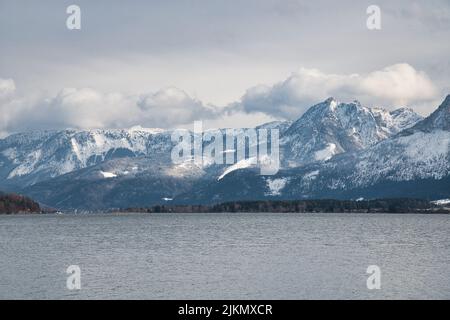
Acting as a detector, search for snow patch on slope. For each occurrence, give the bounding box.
[218,157,257,180]
[265,177,288,196]
[431,199,450,205]
[164,160,205,178]
[100,171,117,178]
[314,143,337,161]
[402,131,450,161]
[352,130,450,185]
[303,170,320,180]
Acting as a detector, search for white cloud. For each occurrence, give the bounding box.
[202,110,277,130]
[0,63,443,136]
[0,78,18,135]
[137,87,218,128]
[238,68,358,118]
[360,64,437,106]
[0,84,223,134]
[0,78,15,100]
[238,63,439,118]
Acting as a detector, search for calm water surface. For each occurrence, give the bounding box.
[0,212,449,299]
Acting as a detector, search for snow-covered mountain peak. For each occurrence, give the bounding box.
[0,128,174,186]
[294,98,376,126]
[281,98,422,166]
[127,125,166,135]
[432,94,450,129]
[324,96,338,106]
[0,97,425,191]
[441,94,450,109]
[402,95,450,133]
[306,97,340,115]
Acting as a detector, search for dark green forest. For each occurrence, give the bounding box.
[0,193,41,214]
[121,198,448,214]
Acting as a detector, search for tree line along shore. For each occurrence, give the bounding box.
[1,193,449,214]
[119,198,449,214]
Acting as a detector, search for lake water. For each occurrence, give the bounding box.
[0,212,449,299]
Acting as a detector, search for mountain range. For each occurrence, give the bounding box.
[0,96,448,210]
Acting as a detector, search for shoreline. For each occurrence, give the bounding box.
[2,198,450,215]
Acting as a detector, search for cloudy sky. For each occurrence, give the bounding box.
[0,0,449,135]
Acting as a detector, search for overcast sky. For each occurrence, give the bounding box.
[0,0,449,134]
